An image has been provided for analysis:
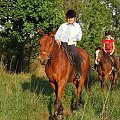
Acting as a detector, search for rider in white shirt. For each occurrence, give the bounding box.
[54,9,83,81]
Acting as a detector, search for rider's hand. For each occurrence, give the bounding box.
[56,40,61,45]
[110,52,113,55]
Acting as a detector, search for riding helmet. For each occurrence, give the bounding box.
[66,9,76,18]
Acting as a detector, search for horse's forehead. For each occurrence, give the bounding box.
[40,35,52,43]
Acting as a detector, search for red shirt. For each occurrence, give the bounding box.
[102,39,115,53]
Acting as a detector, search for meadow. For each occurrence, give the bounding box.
[0,63,120,120]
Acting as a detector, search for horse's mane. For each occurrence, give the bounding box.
[49,31,56,37]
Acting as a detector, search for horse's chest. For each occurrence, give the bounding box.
[97,62,111,76]
[45,65,54,80]
[97,64,106,75]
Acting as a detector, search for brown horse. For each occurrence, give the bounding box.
[95,47,120,90]
[39,31,91,119]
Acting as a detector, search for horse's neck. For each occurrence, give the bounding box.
[53,41,60,52]
[50,41,63,60]
[100,52,112,68]
[103,51,109,61]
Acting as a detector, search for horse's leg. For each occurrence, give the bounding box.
[98,75,104,89]
[49,81,59,97]
[104,74,110,89]
[49,81,63,119]
[84,67,91,91]
[75,75,86,110]
[110,72,118,90]
[53,80,66,119]
[49,82,58,120]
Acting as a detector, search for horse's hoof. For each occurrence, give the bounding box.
[58,115,64,120]
[80,100,85,107]
[70,103,75,111]
[53,114,58,120]
[58,111,64,115]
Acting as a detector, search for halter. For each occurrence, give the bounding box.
[40,36,60,61]
[95,48,105,65]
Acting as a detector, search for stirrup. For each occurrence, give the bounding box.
[92,67,96,71]
[75,73,81,81]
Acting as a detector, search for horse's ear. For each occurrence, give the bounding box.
[38,28,45,36]
[49,31,56,37]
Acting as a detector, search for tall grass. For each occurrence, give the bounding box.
[0,63,120,120]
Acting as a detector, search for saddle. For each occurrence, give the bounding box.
[62,44,74,66]
[61,43,83,81]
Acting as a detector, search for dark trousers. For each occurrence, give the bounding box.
[62,42,82,74]
[109,54,117,70]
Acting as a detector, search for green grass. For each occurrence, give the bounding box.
[0,68,120,120]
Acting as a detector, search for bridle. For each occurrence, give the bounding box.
[95,49,103,65]
[40,36,60,61]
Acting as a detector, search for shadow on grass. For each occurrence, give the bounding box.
[89,70,100,86]
[21,75,54,116]
[21,75,53,96]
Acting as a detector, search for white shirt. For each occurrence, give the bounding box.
[54,22,82,45]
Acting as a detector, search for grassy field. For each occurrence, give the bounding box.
[0,64,120,120]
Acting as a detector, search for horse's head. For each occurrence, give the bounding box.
[95,47,104,65]
[39,32,55,65]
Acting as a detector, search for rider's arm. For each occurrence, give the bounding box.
[103,43,107,53]
[110,42,115,55]
[75,24,82,41]
[54,25,62,45]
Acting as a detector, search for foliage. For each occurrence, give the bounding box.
[0,0,65,72]
[63,0,120,58]
[0,0,120,72]
[0,67,120,120]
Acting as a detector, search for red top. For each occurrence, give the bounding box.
[102,39,115,53]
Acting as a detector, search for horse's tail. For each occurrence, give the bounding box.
[84,65,92,91]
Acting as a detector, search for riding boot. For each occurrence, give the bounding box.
[92,64,97,71]
[110,55,117,72]
[74,55,82,81]
[112,63,117,72]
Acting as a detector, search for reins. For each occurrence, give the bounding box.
[47,37,60,60]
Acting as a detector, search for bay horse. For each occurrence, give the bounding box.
[95,47,120,90]
[39,31,91,119]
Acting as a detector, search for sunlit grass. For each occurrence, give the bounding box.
[0,64,120,120]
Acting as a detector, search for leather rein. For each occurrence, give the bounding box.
[40,37,60,60]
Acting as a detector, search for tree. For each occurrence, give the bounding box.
[0,0,120,72]
[63,0,120,57]
[0,0,65,72]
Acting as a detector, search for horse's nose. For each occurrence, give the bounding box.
[39,55,48,65]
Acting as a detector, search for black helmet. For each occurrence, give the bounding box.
[105,31,111,36]
[66,9,76,18]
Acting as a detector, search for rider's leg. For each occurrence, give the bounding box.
[110,55,117,72]
[69,45,82,81]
